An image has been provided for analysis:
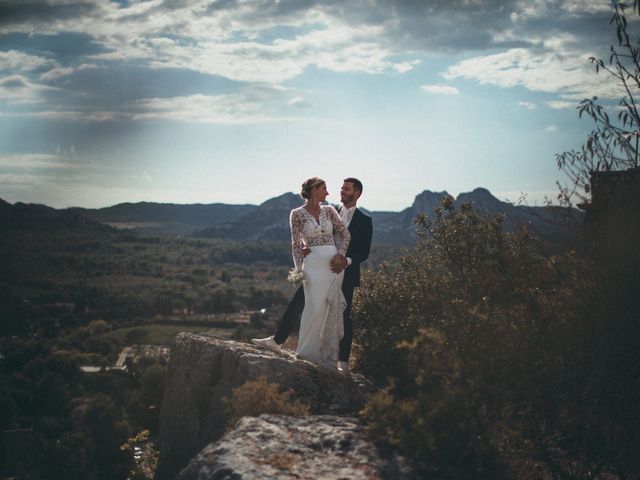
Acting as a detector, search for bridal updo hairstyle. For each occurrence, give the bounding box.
[300,177,325,199]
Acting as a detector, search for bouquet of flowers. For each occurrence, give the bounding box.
[287,268,304,286]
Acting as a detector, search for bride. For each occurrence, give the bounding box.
[290,177,351,368]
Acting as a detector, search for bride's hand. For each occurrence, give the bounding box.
[330,254,346,273]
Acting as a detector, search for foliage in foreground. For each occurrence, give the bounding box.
[355,197,640,479]
[223,376,310,429]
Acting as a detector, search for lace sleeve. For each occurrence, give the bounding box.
[290,208,305,271]
[328,206,350,256]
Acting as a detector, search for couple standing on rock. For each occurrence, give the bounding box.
[253,177,373,373]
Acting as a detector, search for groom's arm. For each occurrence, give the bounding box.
[348,215,372,267]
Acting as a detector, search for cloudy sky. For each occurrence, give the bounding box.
[0,0,626,211]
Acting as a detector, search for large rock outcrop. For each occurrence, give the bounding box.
[177,414,409,480]
[156,333,374,480]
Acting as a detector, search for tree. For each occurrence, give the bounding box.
[355,198,640,478]
[556,1,640,206]
[83,394,133,480]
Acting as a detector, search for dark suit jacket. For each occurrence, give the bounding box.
[340,207,373,289]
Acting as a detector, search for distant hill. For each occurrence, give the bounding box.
[372,189,450,244]
[0,187,584,249]
[77,201,255,235]
[196,188,583,249]
[197,193,303,241]
[371,187,582,247]
[456,188,583,249]
[0,199,112,234]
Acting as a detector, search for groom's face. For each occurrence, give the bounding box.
[340,181,360,206]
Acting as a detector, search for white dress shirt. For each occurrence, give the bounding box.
[339,205,356,265]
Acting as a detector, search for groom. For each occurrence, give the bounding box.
[252,177,373,372]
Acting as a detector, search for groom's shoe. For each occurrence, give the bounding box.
[337,361,350,373]
[251,336,280,353]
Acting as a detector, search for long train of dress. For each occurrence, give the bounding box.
[296,244,346,368]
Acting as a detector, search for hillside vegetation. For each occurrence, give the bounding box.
[355,197,639,479]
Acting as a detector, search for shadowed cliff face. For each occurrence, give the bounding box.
[156,333,374,480]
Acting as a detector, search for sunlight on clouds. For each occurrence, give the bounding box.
[41,63,99,81]
[0,173,39,185]
[561,0,612,15]
[24,1,417,84]
[0,153,79,170]
[511,0,609,22]
[0,50,54,72]
[420,83,460,95]
[17,83,309,123]
[443,44,613,100]
[132,88,298,124]
[31,110,131,122]
[0,75,59,102]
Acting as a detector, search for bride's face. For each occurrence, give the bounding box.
[312,182,328,202]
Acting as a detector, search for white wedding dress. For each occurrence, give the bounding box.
[290,205,351,368]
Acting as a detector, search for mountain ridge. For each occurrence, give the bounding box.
[0,187,583,247]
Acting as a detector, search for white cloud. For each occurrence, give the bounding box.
[420,83,460,95]
[0,153,71,169]
[546,124,558,132]
[0,75,59,102]
[288,96,312,108]
[511,0,610,22]
[1,1,420,85]
[443,42,614,100]
[518,101,536,109]
[2,84,304,124]
[561,0,612,15]
[394,60,421,73]
[546,100,577,109]
[0,50,54,72]
[131,92,281,124]
[0,172,40,185]
[41,63,98,81]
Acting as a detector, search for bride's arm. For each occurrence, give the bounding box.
[328,206,350,257]
[290,209,305,271]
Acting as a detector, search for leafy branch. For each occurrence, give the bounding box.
[556,1,640,206]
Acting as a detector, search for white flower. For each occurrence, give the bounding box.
[287,269,304,286]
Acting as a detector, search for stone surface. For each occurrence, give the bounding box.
[156,333,374,480]
[177,414,409,480]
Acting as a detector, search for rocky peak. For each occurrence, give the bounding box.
[259,192,302,211]
[411,189,450,213]
[177,414,410,480]
[156,333,375,480]
[456,187,503,211]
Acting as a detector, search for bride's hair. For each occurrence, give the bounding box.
[300,177,325,199]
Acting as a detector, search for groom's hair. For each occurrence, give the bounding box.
[344,177,363,193]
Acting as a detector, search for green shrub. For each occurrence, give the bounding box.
[361,328,501,478]
[355,198,639,478]
[224,376,310,428]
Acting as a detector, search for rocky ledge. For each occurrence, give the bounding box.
[156,332,374,480]
[177,414,409,480]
